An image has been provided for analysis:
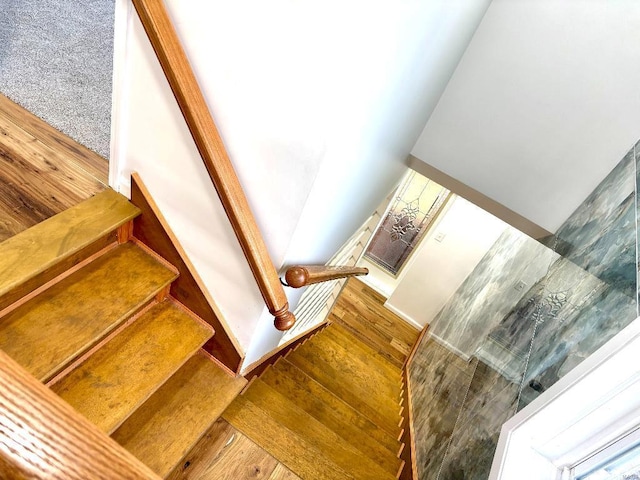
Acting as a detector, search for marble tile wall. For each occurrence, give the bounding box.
[409,339,478,480]
[409,140,639,479]
[635,139,640,307]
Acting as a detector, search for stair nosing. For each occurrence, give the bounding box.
[0,189,140,299]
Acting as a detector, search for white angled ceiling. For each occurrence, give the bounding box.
[412,0,640,233]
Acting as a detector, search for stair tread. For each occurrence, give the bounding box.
[0,189,139,299]
[112,351,246,478]
[331,310,406,367]
[223,394,354,480]
[51,300,213,434]
[266,358,400,452]
[286,347,400,436]
[294,333,401,414]
[262,359,402,468]
[323,323,402,381]
[329,320,403,369]
[0,242,177,381]
[343,280,420,347]
[239,379,397,480]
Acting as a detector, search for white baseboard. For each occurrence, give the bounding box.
[382,302,424,331]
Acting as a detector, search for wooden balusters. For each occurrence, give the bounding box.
[130,0,295,330]
[284,265,369,288]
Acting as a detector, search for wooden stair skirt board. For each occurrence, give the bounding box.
[130,173,244,373]
[223,322,407,480]
[0,185,248,479]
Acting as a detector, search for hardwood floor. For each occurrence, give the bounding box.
[167,418,300,480]
[0,93,107,242]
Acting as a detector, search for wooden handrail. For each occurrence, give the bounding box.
[131,0,295,331]
[284,265,369,288]
[0,349,159,479]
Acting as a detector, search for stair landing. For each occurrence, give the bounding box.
[0,93,107,243]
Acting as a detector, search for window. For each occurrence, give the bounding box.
[364,170,450,276]
[490,317,640,480]
[574,428,640,480]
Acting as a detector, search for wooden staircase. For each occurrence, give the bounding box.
[223,320,409,480]
[0,188,246,478]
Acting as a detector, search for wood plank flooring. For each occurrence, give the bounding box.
[167,418,300,480]
[330,278,421,367]
[0,93,107,242]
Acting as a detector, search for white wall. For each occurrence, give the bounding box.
[386,197,507,328]
[111,0,492,360]
[358,257,400,299]
[412,0,640,233]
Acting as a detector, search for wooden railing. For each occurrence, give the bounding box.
[131,0,295,331]
[284,265,369,288]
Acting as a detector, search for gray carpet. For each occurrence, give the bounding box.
[0,0,115,158]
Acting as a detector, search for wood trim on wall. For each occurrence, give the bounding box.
[400,367,417,480]
[130,173,244,373]
[408,155,552,240]
[400,325,431,480]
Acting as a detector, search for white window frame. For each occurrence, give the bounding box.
[490,316,640,480]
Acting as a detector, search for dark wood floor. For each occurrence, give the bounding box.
[0,93,107,243]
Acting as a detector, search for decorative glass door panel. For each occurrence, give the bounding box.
[365,170,450,276]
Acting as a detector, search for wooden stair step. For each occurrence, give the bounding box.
[239,379,398,480]
[267,358,400,452]
[51,299,213,434]
[0,242,177,382]
[295,332,401,412]
[336,280,420,354]
[341,281,420,346]
[286,346,401,436]
[0,189,139,311]
[223,394,352,480]
[261,359,402,469]
[331,310,406,368]
[323,323,402,382]
[166,418,297,480]
[112,350,246,478]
